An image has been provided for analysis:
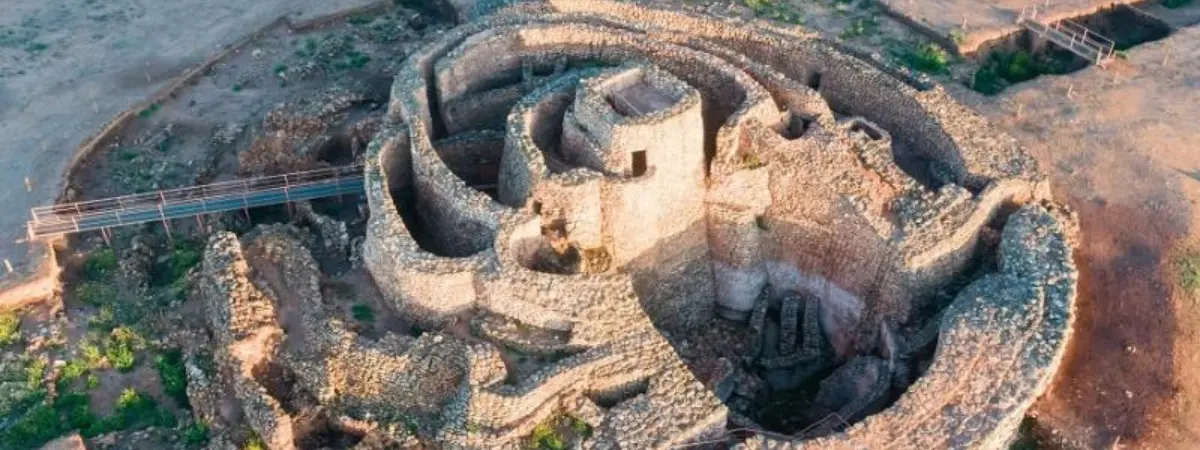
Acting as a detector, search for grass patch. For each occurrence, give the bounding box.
[1165,0,1194,8]
[839,17,880,39]
[348,14,374,26]
[0,311,20,346]
[1177,250,1200,296]
[155,349,190,408]
[743,0,804,24]
[333,50,371,71]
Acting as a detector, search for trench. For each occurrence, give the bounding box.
[968,3,1173,95]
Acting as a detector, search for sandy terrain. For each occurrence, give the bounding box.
[0,0,380,298]
[945,22,1200,449]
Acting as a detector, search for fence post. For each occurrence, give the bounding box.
[241,180,252,222]
[158,203,172,241]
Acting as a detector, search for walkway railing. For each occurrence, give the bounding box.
[27,165,365,240]
[1018,5,1116,65]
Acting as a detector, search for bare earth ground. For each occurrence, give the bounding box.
[0,0,378,292]
[944,24,1200,449]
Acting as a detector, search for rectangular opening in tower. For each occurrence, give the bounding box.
[806,72,822,90]
[631,150,647,176]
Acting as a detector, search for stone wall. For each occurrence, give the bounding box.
[354,1,1079,447]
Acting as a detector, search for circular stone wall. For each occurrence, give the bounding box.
[360,1,1077,448]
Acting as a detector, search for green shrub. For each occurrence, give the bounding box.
[567,415,593,440]
[153,240,203,289]
[56,391,98,431]
[351,303,375,323]
[969,50,1069,95]
[243,432,267,450]
[80,342,105,370]
[83,248,118,280]
[74,282,115,307]
[0,382,103,448]
[88,303,117,331]
[948,29,966,45]
[169,241,203,280]
[530,422,566,450]
[59,360,88,385]
[1165,0,1193,8]
[182,421,210,447]
[156,349,190,408]
[109,388,177,430]
[901,42,952,75]
[25,357,47,390]
[334,50,371,70]
[105,327,145,372]
[0,311,20,346]
[138,104,161,118]
[1,400,62,449]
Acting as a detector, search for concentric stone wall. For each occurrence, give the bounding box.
[350,1,1077,448]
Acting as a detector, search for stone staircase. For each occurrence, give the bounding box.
[1017,5,1116,66]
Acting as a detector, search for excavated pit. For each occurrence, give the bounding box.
[969,3,1173,95]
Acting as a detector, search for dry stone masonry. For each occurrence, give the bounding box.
[198,1,1079,448]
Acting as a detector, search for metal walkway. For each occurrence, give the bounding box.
[1018,5,1116,66]
[27,165,365,240]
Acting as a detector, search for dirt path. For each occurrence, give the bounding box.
[946,25,1200,448]
[0,0,379,298]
